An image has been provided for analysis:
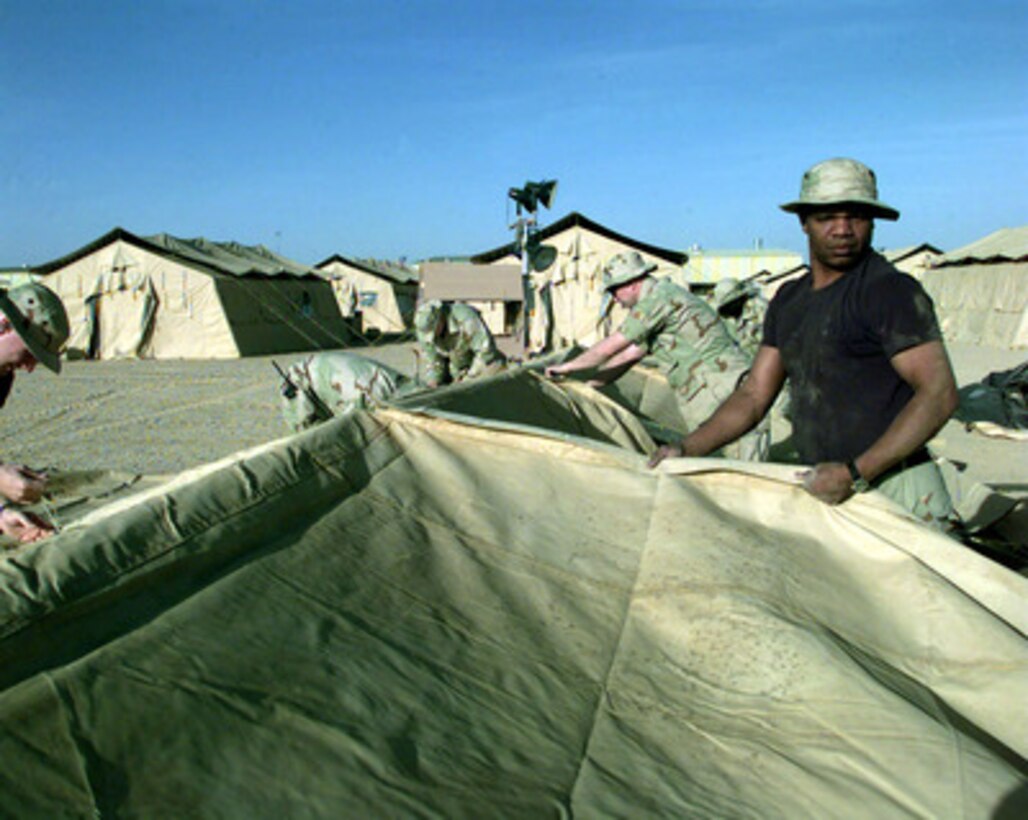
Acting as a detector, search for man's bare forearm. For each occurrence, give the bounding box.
[681,386,767,455]
[853,382,957,481]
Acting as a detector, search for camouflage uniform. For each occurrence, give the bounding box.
[711,279,769,359]
[620,277,769,460]
[414,301,506,387]
[280,351,411,432]
[735,295,769,357]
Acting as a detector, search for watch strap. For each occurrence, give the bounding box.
[846,460,871,492]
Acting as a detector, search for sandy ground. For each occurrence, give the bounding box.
[1,341,1025,495]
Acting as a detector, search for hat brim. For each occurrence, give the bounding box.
[603,263,657,291]
[0,290,62,373]
[779,199,900,221]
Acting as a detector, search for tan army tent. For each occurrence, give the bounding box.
[471,212,688,354]
[0,268,39,289]
[921,226,1028,349]
[0,364,1024,816]
[315,254,418,338]
[883,242,943,279]
[33,228,353,360]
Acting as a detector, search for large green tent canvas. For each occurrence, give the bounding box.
[0,370,1024,817]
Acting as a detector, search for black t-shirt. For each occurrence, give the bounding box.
[763,251,942,464]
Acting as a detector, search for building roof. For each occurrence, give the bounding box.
[882,243,943,264]
[936,226,1028,266]
[32,227,323,280]
[315,254,419,285]
[469,211,688,266]
[682,248,802,283]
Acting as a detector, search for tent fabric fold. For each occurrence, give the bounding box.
[0,370,1025,817]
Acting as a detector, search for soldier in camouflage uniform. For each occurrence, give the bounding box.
[279,351,412,432]
[414,300,507,388]
[710,278,769,359]
[0,283,70,542]
[545,251,769,460]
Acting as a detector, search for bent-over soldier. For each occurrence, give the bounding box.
[414,300,506,388]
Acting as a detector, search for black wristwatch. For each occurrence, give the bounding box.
[847,459,871,493]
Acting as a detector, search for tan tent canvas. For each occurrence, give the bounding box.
[0,366,1024,816]
[921,226,1028,349]
[33,228,354,360]
[471,212,688,354]
[884,242,943,280]
[315,255,418,337]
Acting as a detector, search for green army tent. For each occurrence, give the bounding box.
[0,367,1024,817]
[32,228,354,360]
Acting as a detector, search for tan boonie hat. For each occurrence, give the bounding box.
[779,157,900,221]
[603,251,657,291]
[0,282,70,373]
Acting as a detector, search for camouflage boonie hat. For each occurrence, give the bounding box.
[603,251,657,291]
[414,299,445,334]
[779,157,899,221]
[712,278,754,309]
[0,282,70,373]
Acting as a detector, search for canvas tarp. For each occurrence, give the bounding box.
[0,368,1025,817]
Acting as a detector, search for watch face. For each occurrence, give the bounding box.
[852,477,872,493]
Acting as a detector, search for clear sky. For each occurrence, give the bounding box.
[2,0,1025,267]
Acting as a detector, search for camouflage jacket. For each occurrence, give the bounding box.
[415,303,506,386]
[725,294,769,358]
[619,277,750,399]
[280,351,410,432]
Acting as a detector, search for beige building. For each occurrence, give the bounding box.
[416,261,524,358]
[678,247,803,287]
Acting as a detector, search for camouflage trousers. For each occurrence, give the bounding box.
[674,367,770,462]
[876,460,954,530]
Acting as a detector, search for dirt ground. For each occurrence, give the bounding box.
[1,341,1025,497]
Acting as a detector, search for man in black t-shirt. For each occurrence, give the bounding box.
[650,158,959,526]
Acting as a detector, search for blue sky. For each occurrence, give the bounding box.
[2,0,1025,267]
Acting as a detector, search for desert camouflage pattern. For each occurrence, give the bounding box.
[602,250,657,291]
[0,282,70,373]
[707,279,768,358]
[280,351,410,432]
[620,277,769,460]
[415,302,506,387]
[779,157,899,220]
[731,294,769,358]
